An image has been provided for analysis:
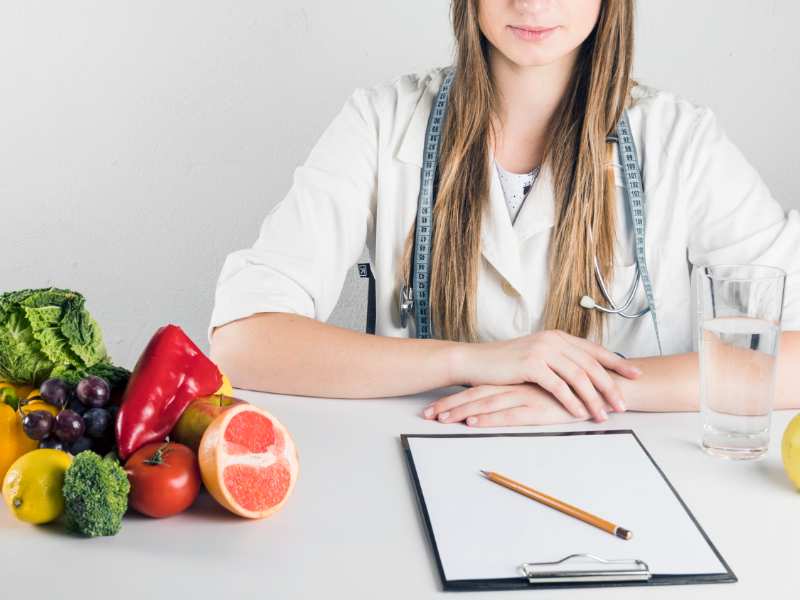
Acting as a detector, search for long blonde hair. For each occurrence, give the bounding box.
[400,0,634,342]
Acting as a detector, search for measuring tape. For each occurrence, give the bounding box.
[400,69,662,354]
[615,112,663,355]
[399,67,455,338]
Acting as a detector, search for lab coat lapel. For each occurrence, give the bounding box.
[480,163,526,296]
[514,161,556,243]
[394,73,445,167]
[392,71,554,298]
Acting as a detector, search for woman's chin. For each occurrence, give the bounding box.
[496,47,568,70]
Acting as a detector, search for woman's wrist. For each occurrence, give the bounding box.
[443,340,474,387]
[611,363,639,410]
[610,353,699,412]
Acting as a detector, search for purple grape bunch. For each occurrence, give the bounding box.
[24,376,117,455]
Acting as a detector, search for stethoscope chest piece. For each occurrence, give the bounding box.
[399,284,413,328]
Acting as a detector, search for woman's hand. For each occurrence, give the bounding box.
[422,382,599,427]
[451,330,641,422]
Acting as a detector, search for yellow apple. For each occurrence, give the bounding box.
[781,413,800,489]
[171,395,245,452]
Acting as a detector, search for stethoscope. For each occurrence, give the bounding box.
[578,226,651,319]
[399,68,663,355]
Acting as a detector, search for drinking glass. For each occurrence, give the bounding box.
[696,264,786,459]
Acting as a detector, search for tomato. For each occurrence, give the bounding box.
[124,442,201,518]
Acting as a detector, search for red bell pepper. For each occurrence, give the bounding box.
[115,324,222,460]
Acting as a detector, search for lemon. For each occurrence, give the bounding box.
[2,449,73,524]
[215,373,234,397]
[782,413,800,489]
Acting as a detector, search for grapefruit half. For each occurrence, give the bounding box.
[198,404,299,519]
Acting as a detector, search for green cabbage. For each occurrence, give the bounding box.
[0,288,121,385]
[56,362,131,390]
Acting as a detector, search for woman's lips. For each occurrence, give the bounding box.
[508,25,559,41]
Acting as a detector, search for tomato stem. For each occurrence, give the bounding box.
[143,443,171,466]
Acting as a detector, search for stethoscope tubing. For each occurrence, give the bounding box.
[584,223,651,319]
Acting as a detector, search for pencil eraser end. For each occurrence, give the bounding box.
[616,527,632,540]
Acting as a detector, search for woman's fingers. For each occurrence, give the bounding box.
[434,391,524,424]
[559,345,625,413]
[464,405,542,427]
[422,384,501,420]
[527,362,590,420]
[426,329,634,425]
[544,353,608,422]
[556,331,642,379]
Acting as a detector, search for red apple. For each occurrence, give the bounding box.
[171,394,245,451]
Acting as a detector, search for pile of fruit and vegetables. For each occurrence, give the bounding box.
[1,288,299,537]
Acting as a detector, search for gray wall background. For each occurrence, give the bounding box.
[1,1,798,369]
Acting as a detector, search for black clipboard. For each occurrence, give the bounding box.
[401,430,737,592]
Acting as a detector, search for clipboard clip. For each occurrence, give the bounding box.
[520,553,651,584]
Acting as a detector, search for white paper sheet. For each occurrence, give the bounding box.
[406,433,727,581]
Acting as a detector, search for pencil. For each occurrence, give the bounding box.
[480,470,633,540]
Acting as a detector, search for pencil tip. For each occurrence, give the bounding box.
[480,470,490,477]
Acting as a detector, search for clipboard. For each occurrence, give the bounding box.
[402,430,737,591]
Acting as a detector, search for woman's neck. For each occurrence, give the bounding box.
[489,48,579,174]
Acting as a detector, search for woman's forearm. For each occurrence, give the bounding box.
[615,332,800,412]
[614,353,699,412]
[210,312,461,399]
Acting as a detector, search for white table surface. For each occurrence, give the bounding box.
[2,386,798,600]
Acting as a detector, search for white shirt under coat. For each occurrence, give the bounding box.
[209,67,800,357]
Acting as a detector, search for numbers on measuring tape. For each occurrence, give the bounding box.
[617,113,662,355]
[411,68,455,339]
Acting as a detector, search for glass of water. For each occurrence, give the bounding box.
[696,264,786,459]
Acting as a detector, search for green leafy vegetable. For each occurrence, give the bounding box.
[56,362,131,392]
[62,451,130,537]
[0,288,123,386]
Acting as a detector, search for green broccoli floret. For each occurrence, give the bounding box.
[62,451,130,537]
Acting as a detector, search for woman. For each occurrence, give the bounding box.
[209,0,800,426]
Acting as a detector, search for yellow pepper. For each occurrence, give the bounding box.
[15,384,36,400]
[0,402,38,482]
[0,381,36,409]
[19,400,58,417]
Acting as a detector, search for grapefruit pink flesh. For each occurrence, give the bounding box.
[199,405,298,519]
[224,411,284,454]
[223,463,292,513]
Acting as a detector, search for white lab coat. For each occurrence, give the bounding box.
[209,66,800,357]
